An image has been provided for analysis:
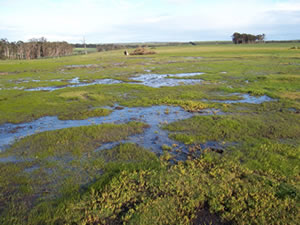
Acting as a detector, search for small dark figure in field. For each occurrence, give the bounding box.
[124,50,129,56]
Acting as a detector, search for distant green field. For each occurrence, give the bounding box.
[0,43,299,224]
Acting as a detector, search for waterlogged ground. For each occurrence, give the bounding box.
[0,93,271,152]
[4,72,205,91]
[0,44,300,225]
[0,106,197,153]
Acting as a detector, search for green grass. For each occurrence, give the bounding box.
[164,111,300,179]
[23,154,299,225]
[0,143,159,225]
[99,143,157,163]
[57,108,112,120]
[1,44,300,124]
[164,112,300,143]
[4,121,148,159]
[0,43,300,224]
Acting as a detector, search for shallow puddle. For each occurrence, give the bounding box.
[65,64,101,68]
[0,106,219,158]
[24,72,204,91]
[204,93,275,104]
[26,78,123,91]
[288,108,299,113]
[0,92,274,155]
[184,57,203,60]
[0,156,20,163]
[129,72,204,87]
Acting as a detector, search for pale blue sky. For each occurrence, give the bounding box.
[0,0,299,43]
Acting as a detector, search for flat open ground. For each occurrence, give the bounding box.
[0,44,299,224]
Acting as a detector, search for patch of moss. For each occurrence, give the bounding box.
[58,108,111,120]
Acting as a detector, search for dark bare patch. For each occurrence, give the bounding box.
[193,207,229,225]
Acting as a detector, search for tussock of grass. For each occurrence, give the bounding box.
[154,98,209,112]
[58,108,111,120]
[59,91,89,100]
[99,143,157,163]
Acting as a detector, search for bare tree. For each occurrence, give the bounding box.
[0,38,73,60]
[82,37,87,55]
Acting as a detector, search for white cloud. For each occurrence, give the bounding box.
[164,0,194,4]
[0,0,299,42]
[272,0,300,11]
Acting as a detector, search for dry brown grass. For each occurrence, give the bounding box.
[130,47,156,55]
[280,92,300,100]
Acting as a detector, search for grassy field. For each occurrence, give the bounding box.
[0,43,299,224]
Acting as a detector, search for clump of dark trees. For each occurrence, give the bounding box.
[0,38,73,60]
[232,32,265,44]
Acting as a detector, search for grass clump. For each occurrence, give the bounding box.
[153,98,209,112]
[58,108,111,120]
[99,143,157,163]
[161,144,172,151]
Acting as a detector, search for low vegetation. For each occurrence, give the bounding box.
[165,112,300,144]
[5,121,148,159]
[290,46,300,50]
[19,152,300,225]
[58,108,111,120]
[0,43,299,224]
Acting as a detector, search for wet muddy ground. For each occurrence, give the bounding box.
[130,72,204,87]
[0,90,274,158]
[0,106,220,156]
[0,66,276,162]
[8,72,205,91]
[203,93,275,104]
[1,45,299,224]
[26,78,122,91]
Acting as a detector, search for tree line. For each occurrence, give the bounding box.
[96,44,128,52]
[95,42,200,52]
[232,32,265,44]
[0,38,73,60]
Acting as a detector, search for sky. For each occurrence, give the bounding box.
[0,0,300,43]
